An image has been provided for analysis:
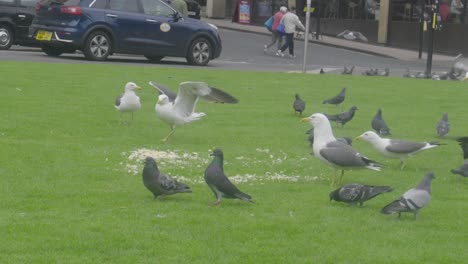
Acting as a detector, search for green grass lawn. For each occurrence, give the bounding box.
[1,61,467,263]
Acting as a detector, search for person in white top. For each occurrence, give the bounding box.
[276,7,306,58]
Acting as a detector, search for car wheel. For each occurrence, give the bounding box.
[83,31,111,61]
[41,44,64,56]
[186,38,212,66]
[0,25,13,50]
[144,55,164,62]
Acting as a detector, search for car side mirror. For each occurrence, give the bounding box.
[173,11,182,21]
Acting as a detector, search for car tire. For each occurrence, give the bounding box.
[144,55,164,62]
[186,38,212,66]
[41,44,64,56]
[83,31,111,61]
[0,25,13,50]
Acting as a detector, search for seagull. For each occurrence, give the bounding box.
[204,148,253,205]
[324,106,358,127]
[342,66,355,75]
[306,128,352,147]
[302,113,382,186]
[149,81,238,142]
[337,30,368,42]
[322,87,346,107]
[463,72,468,81]
[402,68,415,78]
[378,68,390,77]
[329,183,393,206]
[356,131,442,170]
[142,157,192,199]
[371,108,391,136]
[381,172,435,220]
[451,137,468,177]
[114,82,142,123]
[293,94,306,115]
[436,113,450,137]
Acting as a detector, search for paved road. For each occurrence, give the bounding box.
[0,28,454,75]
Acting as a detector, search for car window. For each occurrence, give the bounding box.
[0,0,15,6]
[109,0,139,13]
[19,0,39,7]
[38,0,80,5]
[89,0,106,8]
[140,0,174,17]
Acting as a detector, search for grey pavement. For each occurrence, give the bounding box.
[203,18,458,64]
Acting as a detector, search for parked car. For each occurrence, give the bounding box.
[0,0,38,50]
[31,0,221,65]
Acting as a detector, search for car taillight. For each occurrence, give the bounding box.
[60,6,83,16]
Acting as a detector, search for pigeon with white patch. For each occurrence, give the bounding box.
[324,106,358,127]
[142,157,192,199]
[381,172,435,219]
[114,82,142,123]
[337,30,368,42]
[436,113,450,137]
[330,183,393,206]
[302,114,382,186]
[204,149,253,205]
[371,108,391,136]
[293,94,306,115]
[149,81,238,142]
[451,137,468,177]
[356,131,442,169]
[322,87,346,107]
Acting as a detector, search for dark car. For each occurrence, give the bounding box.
[0,0,38,49]
[31,0,221,65]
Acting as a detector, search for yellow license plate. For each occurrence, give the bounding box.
[36,30,53,41]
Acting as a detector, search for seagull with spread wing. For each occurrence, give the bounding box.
[149,81,239,142]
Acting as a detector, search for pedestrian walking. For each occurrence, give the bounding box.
[276,7,305,58]
[264,6,288,53]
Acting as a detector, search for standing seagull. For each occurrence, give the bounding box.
[142,157,192,199]
[149,81,238,142]
[293,94,306,115]
[302,113,382,186]
[114,82,142,123]
[330,183,393,206]
[371,108,391,136]
[381,172,435,219]
[204,149,253,205]
[356,131,442,170]
[322,87,346,107]
[451,137,468,177]
[436,113,450,137]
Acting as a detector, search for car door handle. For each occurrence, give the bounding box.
[145,19,158,23]
[18,14,26,19]
[106,14,118,18]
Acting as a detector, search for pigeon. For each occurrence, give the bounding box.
[293,94,306,115]
[204,149,253,205]
[356,131,443,169]
[378,68,390,77]
[342,66,355,75]
[451,137,468,177]
[324,106,358,127]
[320,68,325,74]
[306,128,352,147]
[436,113,450,137]
[114,82,142,123]
[149,81,238,142]
[363,68,379,76]
[142,157,192,199]
[381,172,435,219]
[371,108,391,136]
[337,30,368,42]
[302,113,382,186]
[330,183,393,206]
[322,87,346,106]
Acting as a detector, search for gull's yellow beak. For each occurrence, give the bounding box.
[301,117,311,123]
[354,136,362,141]
[135,86,143,90]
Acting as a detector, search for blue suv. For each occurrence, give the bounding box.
[31,0,221,66]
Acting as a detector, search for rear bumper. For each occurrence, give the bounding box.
[30,25,82,47]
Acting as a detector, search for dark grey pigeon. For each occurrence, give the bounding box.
[324,106,358,127]
[436,113,450,137]
[451,137,468,177]
[306,128,352,147]
[293,94,306,115]
[363,68,378,76]
[381,172,435,219]
[142,157,192,199]
[371,108,391,136]
[330,183,393,206]
[342,66,354,75]
[322,87,346,106]
[204,149,253,205]
[320,68,325,74]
